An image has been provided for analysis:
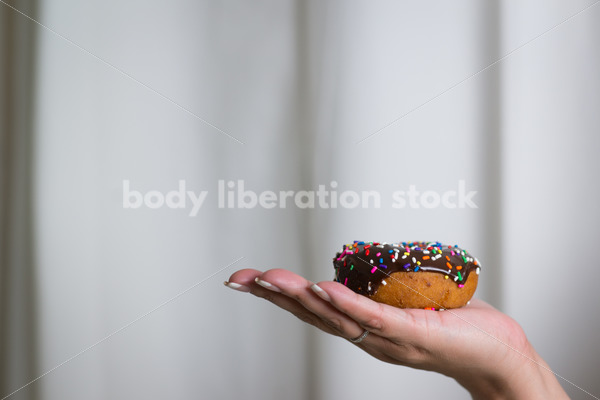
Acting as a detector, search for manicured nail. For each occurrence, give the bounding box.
[310,284,331,302]
[223,281,250,293]
[255,277,281,292]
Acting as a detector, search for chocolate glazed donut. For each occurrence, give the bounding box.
[333,241,481,310]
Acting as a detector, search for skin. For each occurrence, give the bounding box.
[226,268,570,400]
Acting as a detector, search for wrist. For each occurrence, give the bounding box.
[453,343,568,399]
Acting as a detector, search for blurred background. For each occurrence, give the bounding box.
[1,0,599,399]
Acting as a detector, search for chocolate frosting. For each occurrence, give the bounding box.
[333,241,480,296]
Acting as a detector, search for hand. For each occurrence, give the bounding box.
[225,268,568,400]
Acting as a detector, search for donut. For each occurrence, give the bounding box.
[333,241,480,310]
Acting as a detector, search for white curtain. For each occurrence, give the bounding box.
[1,1,599,399]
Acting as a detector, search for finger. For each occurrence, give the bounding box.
[258,269,366,340]
[256,269,406,360]
[315,280,423,341]
[229,269,402,361]
[226,268,263,290]
[257,269,417,362]
[226,269,341,337]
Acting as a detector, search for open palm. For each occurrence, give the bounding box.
[226,268,567,399]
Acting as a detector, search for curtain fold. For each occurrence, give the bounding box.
[1,1,39,400]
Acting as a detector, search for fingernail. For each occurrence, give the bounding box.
[310,284,331,302]
[255,277,281,292]
[223,281,250,293]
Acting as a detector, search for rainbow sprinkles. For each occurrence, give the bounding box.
[333,241,481,297]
